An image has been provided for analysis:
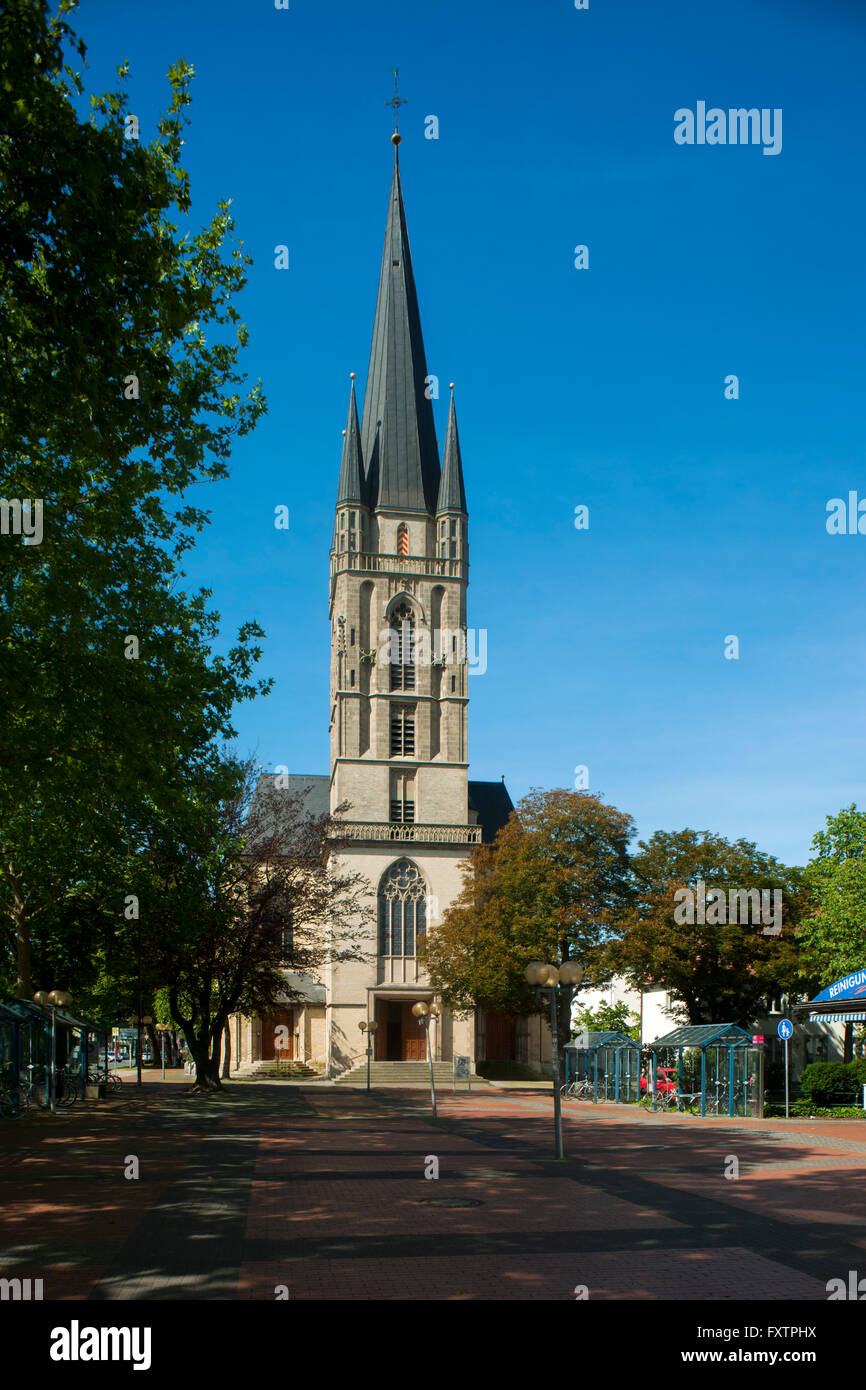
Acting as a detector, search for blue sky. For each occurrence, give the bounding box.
[72,0,866,867]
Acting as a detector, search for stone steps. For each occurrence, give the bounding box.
[335,1061,486,1086]
[246,1060,320,1079]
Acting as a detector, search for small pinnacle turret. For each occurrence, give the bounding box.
[336,375,365,505]
[437,386,467,514]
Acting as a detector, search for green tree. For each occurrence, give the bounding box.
[799,805,866,979]
[422,789,636,1068]
[0,1,267,998]
[573,1000,640,1042]
[613,829,807,1026]
[798,804,866,1062]
[135,761,372,1090]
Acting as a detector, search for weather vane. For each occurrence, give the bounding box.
[385,66,408,135]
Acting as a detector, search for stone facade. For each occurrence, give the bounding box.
[231,147,552,1079]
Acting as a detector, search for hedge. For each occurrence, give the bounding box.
[799,1059,866,1104]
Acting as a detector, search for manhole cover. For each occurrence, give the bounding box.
[415,1197,483,1208]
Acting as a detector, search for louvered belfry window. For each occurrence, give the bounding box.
[390,704,415,755]
[390,601,415,691]
[397,523,409,556]
[390,775,415,823]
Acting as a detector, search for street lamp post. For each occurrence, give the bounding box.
[128,1014,152,1086]
[358,1019,378,1092]
[411,1001,440,1118]
[155,1023,171,1080]
[524,961,584,1159]
[33,988,73,1114]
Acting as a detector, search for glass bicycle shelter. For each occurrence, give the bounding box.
[0,1003,22,1104]
[648,1023,764,1117]
[564,1031,641,1103]
[1,998,111,1114]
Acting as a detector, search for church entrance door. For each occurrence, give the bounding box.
[401,1001,426,1060]
[375,998,427,1061]
[260,1010,294,1061]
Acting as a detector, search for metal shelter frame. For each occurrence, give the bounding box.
[0,1002,22,1111]
[564,1031,641,1103]
[648,1023,764,1118]
[1,999,111,1115]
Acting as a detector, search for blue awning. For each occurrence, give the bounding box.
[811,1011,866,1023]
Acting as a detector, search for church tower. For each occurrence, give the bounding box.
[235,123,521,1079]
[329,142,469,833]
[312,125,515,1077]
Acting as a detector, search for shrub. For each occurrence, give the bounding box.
[800,1060,866,1105]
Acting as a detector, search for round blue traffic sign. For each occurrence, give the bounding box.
[777,1019,793,1040]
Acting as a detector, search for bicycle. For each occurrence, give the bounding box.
[56,1068,83,1107]
[705,1087,731,1116]
[20,1064,46,1111]
[563,1078,595,1100]
[88,1067,120,1092]
[652,1088,678,1111]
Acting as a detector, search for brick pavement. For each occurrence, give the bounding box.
[0,1081,863,1300]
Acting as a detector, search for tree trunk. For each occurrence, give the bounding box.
[221,1022,231,1079]
[204,1021,224,1088]
[189,1039,221,1091]
[10,877,32,998]
[144,1021,160,1067]
[843,1021,853,1064]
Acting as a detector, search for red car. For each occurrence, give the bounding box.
[640,1067,678,1095]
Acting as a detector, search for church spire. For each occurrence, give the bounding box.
[360,147,441,514]
[336,374,365,505]
[437,384,467,514]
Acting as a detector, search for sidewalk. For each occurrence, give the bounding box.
[1,1081,863,1300]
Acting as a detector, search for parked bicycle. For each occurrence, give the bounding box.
[56,1067,83,1107]
[88,1067,121,1092]
[562,1078,595,1100]
[20,1064,47,1111]
[0,1081,17,1118]
[652,1086,702,1114]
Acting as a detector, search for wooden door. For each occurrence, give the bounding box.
[402,1001,426,1060]
[483,1011,516,1061]
[261,1010,294,1061]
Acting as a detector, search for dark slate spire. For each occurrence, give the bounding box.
[360,150,441,514]
[437,384,467,514]
[336,374,365,505]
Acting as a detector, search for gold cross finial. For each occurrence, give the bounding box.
[385,67,408,138]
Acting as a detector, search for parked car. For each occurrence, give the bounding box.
[640,1067,678,1095]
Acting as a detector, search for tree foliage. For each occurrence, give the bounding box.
[133,763,373,1090]
[422,789,636,1055]
[573,1000,640,1042]
[798,804,866,984]
[0,0,268,1000]
[612,829,808,1026]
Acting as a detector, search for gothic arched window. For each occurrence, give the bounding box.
[389,600,415,691]
[378,859,427,957]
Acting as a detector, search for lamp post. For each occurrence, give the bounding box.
[524,960,584,1159]
[155,1023,171,1080]
[34,988,73,1114]
[358,1019,378,1092]
[411,1001,440,1118]
[128,1014,152,1086]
